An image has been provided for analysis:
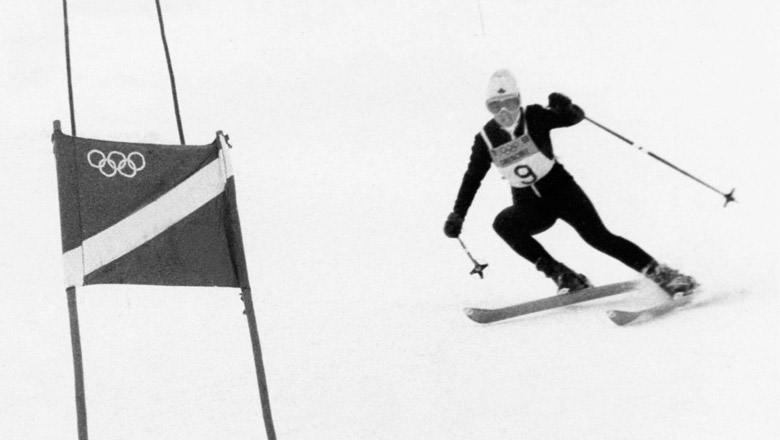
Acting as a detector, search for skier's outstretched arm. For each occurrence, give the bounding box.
[444,135,491,238]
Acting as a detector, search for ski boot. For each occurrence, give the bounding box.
[644,262,699,298]
[535,257,593,295]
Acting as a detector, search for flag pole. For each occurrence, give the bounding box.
[54,120,89,440]
[240,288,276,440]
[66,286,89,440]
[154,0,185,145]
[218,131,276,439]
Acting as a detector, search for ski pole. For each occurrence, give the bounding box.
[458,237,488,279]
[585,116,736,207]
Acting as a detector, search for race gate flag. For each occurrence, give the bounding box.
[52,122,249,289]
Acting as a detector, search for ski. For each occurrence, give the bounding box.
[465,280,639,324]
[607,294,694,326]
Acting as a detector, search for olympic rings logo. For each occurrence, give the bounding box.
[87,150,146,178]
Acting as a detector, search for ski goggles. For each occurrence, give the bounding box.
[486,95,521,114]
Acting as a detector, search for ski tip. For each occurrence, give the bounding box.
[463,308,480,320]
[463,308,490,324]
[607,294,694,326]
[606,309,636,326]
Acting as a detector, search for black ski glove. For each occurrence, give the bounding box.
[548,92,573,113]
[443,212,464,238]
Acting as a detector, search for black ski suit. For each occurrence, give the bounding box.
[451,103,655,273]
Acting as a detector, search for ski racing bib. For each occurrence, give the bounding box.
[482,123,556,188]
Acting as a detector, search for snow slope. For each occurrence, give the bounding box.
[1,1,779,439]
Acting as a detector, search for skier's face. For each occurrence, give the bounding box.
[494,107,520,127]
[487,95,521,127]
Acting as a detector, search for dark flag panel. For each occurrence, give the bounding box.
[52,128,245,288]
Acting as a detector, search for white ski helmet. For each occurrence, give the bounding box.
[486,69,520,102]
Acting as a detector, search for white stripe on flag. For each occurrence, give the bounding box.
[63,248,85,288]
[62,151,229,286]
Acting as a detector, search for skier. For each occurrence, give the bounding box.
[443,69,697,297]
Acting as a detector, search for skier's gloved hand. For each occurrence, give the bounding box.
[548,93,573,113]
[443,212,464,238]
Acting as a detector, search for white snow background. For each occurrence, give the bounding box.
[2,1,779,439]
